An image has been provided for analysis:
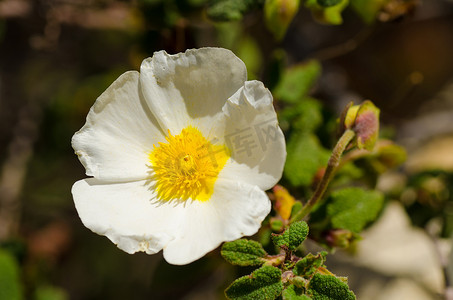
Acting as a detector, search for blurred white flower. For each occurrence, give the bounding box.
[71,48,286,265]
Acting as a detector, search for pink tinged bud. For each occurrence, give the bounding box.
[354,101,380,151]
[325,229,353,248]
[339,100,380,151]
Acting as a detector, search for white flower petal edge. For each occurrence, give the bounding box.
[72,71,165,181]
[217,80,286,191]
[139,48,247,136]
[72,177,271,265]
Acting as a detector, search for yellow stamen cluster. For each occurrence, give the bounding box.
[149,126,229,202]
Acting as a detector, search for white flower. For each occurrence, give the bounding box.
[71,47,286,265]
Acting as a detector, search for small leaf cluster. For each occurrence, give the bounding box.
[207,0,264,22]
[205,0,419,41]
[217,35,406,299]
[271,58,405,249]
[276,60,331,189]
[221,221,355,300]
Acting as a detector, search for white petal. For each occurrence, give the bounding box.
[72,71,165,181]
[72,179,177,255]
[217,80,287,191]
[72,178,271,265]
[139,48,247,137]
[163,179,271,265]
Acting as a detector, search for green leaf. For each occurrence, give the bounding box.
[225,266,283,300]
[305,0,349,25]
[273,60,321,104]
[290,201,304,219]
[221,239,268,266]
[207,0,263,22]
[0,249,22,300]
[283,284,312,300]
[293,252,327,277]
[284,132,330,187]
[327,187,385,233]
[308,273,356,300]
[280,98,323,133]
[292,99,323,132]
[272,221,309,250]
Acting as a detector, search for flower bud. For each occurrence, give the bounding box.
[324,229,354,248]
[273,185,296,220]
[354,101,380,151]
[264,0,301,41]
[339,100,380,151]
[270,217,285,232]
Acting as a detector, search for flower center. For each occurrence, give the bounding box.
[149,126,230,202]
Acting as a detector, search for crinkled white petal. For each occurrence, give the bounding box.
[72,71,165,181]
[71,178,270,265]
[139,47,247,137]
[216,80,287,191]
[163,179,271,265]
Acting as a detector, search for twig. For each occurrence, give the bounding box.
[290,129,355,223]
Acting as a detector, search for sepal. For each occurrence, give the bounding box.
[293,251,327,277]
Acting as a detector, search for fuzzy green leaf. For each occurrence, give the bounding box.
[283,284,312,300]
[0,249,22,300]
[308,273,356,300]
[280,98,323,133]
[284,132,330,187]
[272,221,309,250]
[273,60,321,104]
[221,239,268,266]
[225,266,283,300]
[293,252,327,277]
[291,201,304,218]
[327,187,384,233]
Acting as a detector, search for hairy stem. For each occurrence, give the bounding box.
[290,129,355,223]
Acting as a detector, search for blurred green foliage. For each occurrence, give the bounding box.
[207,0,264,21]
[327,188,384,233]
[0,249,22,300]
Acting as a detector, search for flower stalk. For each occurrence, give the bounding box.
[290,129,355,223]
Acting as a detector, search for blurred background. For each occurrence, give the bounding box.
[1,0,453,299]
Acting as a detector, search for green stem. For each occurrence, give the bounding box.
[290,129,356,223]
